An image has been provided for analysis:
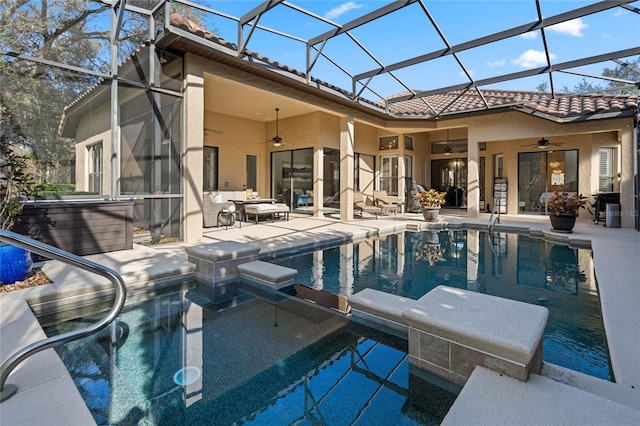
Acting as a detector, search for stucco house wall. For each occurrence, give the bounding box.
[66,46,636,243]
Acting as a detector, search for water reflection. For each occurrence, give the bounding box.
[274,230,611,380]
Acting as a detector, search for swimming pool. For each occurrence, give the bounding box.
[42,283,459,425]
[272,229,612,381]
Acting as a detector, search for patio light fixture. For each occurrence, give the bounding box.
[444,130,452,156]
[272,108,282,147]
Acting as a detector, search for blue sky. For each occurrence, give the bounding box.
[192,1,639,98]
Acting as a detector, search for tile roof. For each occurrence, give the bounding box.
[169,14,637,122]
[60,13,638,137]
[382,89,638,120]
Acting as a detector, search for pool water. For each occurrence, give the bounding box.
[272,230,612,381]
[43,283,459,426]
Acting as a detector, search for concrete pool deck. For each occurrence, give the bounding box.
[0,211,638,425]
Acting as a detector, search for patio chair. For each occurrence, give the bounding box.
[203,193,224,227]
[203,193,239,228]
[354,192,382,219]
[373,190,400,216]
[283,189,298,208]
[296,193,310,207]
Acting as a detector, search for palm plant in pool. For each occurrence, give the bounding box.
[0,132,34,284]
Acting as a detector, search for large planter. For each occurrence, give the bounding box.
[421,207,441,222]
[0,243,32,284]
[13,201,133,260]
[549,213,578,232]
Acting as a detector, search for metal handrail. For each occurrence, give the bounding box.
[0,229,127,402]
[488,198,501,232]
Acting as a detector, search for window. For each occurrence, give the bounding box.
[422,160,428,186]
[599,148,614,192]
[479,156,485,204]
[88,143,102,194]
[203,146,218,191]
[355,153,375,193]
[246,154,257,191]
[404,155,413,179]
[380,155,398,195]
[379,136,398,151]
[494,154,503,178]
[404,135,414,150]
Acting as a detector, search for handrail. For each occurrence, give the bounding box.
[0,229,127,402]
[488,198,501,232]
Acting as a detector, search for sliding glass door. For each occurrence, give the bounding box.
[431,158,467,208]
[271,148,313,211]
[518,150,578,214]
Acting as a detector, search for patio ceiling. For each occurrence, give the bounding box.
[158,0,639,120]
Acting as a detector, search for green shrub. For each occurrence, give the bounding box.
[33,183,96,196]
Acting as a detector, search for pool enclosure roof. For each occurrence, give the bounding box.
[153,0,639,120]
[55,0,639,134]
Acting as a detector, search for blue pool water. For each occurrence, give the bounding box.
[43,284,458,425]
[272,230,612,381]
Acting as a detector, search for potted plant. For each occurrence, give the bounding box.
[547,191,587,232]
[1,133,34,284]
[414,188,447,221]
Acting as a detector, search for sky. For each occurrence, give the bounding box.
[187,1,639,99]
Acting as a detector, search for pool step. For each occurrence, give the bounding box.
[185,286,256,313]
[238,260,297,290]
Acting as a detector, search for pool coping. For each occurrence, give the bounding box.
[0,213,638,424]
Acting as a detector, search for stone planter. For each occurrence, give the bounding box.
[549,213,578,232]
[421,207,441,222]
[0,243,32,284]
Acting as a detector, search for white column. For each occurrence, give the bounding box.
[620,125,635,228]
[398,134,406,212]
[466,128,480,217]
[183,295,203,406]
[339,243,354,295]
[314,146,324,218]
[466,230,480,291]
[183,55,204,243]
[339,115,355,221]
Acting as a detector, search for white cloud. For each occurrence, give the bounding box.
[614,9,627,17]
[520,31,538,40]
[325,2,364,20]
[548,18,588,37]
[512,49,556,68]
[487,59,506,67]
[602,33,612,39]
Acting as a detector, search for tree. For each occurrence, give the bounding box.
[0,1,143,183]
[535,56,639,95]
[535,81,549,92]
[0,1,208,184]
[602,57,640,95]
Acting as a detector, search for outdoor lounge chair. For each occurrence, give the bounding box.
[373,190,400,216]
[203,193,225,227]
[354,192,382,219]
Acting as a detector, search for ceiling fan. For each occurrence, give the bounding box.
[269,108,289,147]
[522,137,562,150]
[444,129,452,155]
